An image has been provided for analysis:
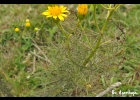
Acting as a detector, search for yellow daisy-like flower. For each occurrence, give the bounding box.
[78,4,88,15]
[42,5,69,21]
[25,22,30,27]
[15,28,20,32]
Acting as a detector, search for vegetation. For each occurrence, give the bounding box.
[0,4,140,97]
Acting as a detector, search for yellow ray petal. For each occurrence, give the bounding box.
[53,16,57,20]
[61,14,67,17]
[58,15,64,21]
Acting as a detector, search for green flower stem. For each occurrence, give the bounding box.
[57,22,83,68]
[83,33,103,66]
[19,28,25,47]
[56,22,71,52]
[41,22,50,42]
[79,22,94,50]
[79,22,86,34]
[57,22,69,39]
[102,5,121,33]
[101,4,114,10]
[83,5,118,66]
[57,22,80,69]
[93,4,101,33]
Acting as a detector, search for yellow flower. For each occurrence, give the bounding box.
[42,5,69,21]
[86,84,92,88]
[34,27,39,32]
[15,28,20,32]
[78,4,88,15]
[25,22,30,27]
[26,19,30,23]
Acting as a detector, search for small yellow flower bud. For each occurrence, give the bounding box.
[86,84,92,88]
[26,19,30,23]
[15,28,20,32]
[34,27,39,32]
[25,22,30,27]
[77,4,88,21]
[78,4,88,15]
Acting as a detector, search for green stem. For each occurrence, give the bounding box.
[79,22,94,50]
[93,4,101,33]
[57,22,72,57]
[83,33,103,66]
[57,22,83,68]
[38,21,46,41]
[57,22,68,39]
[57,22,80,69]
[83,6,117,66]
[101,4,114,10]
[79,21,87,34]
[102,6,118,33]
[18,28,25,48]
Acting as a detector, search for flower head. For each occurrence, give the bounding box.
[25,19,30,28]
[25,22,30,27]
[34,27,39,32]
[86,84,92,88]
[26,19,30,23]
[42,5,69,21]
[15,28,20,32]
[78,4,88,15]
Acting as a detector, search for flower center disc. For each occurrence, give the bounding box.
[50,6,61,16]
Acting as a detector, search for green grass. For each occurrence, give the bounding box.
[0,4,140,97]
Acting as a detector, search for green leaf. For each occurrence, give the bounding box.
[101,75,106,87]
